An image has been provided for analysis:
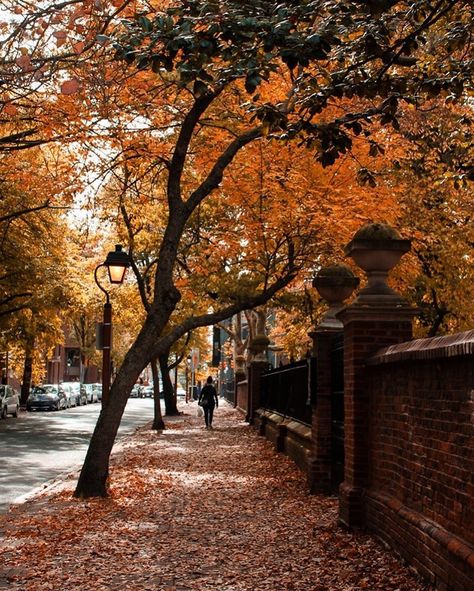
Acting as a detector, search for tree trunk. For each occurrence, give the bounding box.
[20,335,35,406]
[159,351,179,416]
[151,357,165,430]
[74,317,159,498]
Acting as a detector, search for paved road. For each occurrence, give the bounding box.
[0,398,156,513]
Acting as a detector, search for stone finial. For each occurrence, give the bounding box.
[312,264,360,329]
[344,222,410,302]
[248,334,270,363]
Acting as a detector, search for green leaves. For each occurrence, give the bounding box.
[245,73,262,94]
[109,0,472,169]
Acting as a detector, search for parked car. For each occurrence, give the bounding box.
[61,382,83,407]
[176,386,186,398]
[0,385,20,419]
[130,384,144,398]
[142,385,154,398]
[83,384,99,404]
[91,383,102,402]
[27,385,67,412]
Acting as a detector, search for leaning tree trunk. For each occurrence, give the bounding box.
[74,318,158,498]
[159,351,179,415]
[151,357,165,430]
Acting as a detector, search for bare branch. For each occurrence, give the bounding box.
[0,201,51,224]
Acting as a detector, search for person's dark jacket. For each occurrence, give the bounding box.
[198,384,218,408]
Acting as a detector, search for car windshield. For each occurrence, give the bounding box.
[44,386,58,394]
[32,386,57,396]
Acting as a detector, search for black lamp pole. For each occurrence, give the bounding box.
[94,245,130,407]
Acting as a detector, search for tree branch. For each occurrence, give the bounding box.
[0,201,51,224]
[156,269,297,356]
[186,126,262,212]
[167,92,219,208]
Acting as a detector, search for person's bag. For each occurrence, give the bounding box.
[197,405,203,418]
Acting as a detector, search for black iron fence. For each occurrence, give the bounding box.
[331,333,344,489]
[260,359,316,426]
[220,376,235,404]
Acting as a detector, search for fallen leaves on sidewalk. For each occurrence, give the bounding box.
[0,403,431,591]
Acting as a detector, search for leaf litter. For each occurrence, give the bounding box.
[0,402,432,591]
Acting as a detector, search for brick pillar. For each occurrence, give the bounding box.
[246,360,269,424]
[234,369,246,408]
[308,327,342,494]
[308,264,359,495]
[337,303,415,528]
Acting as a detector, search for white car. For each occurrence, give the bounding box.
[130,384,144,398]
[83,384,99,403]
[61,382,82,407]
[142,385,154,398]
[0,385,20,419]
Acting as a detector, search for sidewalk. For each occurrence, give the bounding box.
[0,401,430,591]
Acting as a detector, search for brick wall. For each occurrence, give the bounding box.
[337,304,415,528]
[365,331,474,591]
[236,379,248,415]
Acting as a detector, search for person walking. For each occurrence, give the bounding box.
[198,376,219,429]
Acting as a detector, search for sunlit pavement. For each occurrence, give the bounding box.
[0,398,156,513]
[0,402,427,591]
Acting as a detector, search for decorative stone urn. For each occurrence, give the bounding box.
[248,334,270,363]
[234,354,246,379]
[344,222,410,301]
[312,264,360,329]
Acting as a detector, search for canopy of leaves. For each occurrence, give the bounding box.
[112,0,473,166]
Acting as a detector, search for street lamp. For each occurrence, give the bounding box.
[94,245,130,406]
[186,355,191,403]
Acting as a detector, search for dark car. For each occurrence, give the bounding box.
[0,385,20,419]
[26,385,67,412]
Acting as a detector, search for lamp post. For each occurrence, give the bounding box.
[50,354,61,393]
[94,245,130,406]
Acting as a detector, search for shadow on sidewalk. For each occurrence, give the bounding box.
[0,401,429,591]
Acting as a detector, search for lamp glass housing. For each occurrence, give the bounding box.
[104,245,130,284]
[108,264,128,284]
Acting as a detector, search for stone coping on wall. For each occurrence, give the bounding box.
[257,409,312,440]
[368,329,474,365]
[366,490,474,581]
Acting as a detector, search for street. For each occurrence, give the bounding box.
[0,398,155,513]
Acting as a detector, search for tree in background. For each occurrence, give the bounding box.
[0,192,73,401]
[393,105,474,335]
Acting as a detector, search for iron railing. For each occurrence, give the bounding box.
[260,358,315,426]
[221,377,235,405]
[331,333,344,489]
